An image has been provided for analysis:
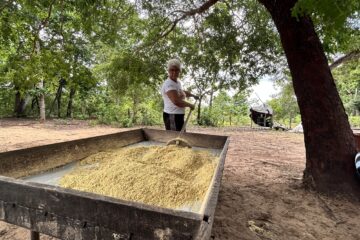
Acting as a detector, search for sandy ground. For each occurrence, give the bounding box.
[0,119,359,240]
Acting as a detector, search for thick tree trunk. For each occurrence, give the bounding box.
[14,90,26,117]
[66,88,75,118]
[259,0,357,190]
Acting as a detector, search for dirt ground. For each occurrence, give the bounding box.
[0,118,359,240]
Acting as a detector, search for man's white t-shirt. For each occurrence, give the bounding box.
[161,78,185,114]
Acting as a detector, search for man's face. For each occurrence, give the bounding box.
[168,66,180,81]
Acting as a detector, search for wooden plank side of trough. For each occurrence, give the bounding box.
[143,128,227,149]
[195,138,230,239]
[0,176,202,240]
[0,129,145,178]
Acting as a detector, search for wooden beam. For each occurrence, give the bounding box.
[0,128,230,239]
[196,138,230,239]
[143,128,228,149]
[0,176,202,239]
[0,129,144,178]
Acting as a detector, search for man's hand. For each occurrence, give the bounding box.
[189,103,195,111]
[184,90,199,100]
[192,95,199,100]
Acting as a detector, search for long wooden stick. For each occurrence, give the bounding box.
[178,100,197,139]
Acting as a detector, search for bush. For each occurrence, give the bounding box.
[137,103,162,126]
[198,110,218,127]
[349,116,360,128]
[96,103,128,126]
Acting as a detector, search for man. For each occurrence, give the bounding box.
[161,59,198,131]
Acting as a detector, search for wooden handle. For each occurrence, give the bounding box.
[178,100,197,138]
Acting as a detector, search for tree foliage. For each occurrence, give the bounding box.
[0,0,358,132]
[333,59,360,114]
[267,78,300,128]
[292,0,360,54]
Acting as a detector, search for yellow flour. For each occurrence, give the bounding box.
[59,145,217,209]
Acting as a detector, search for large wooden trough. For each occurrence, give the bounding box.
[0,128,229,240]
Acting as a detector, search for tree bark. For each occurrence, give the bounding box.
[66,88,75,118]
[259,0,357,190]
[49,82,63,117]
[14,90,26,117]
[57,86,63,118]
[38,80,46,122]
[197,96,202,125]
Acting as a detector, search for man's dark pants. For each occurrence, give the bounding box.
[163,112,184,131]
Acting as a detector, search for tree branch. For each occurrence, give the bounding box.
[330,50,360,70]
[60,0,65,47]
[159,0,221,39]
[32,0,56,54]
[135,0,220,53]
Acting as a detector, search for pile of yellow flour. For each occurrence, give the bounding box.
[59,145,217,209]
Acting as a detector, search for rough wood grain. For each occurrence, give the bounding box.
[143,128,227,149]
[0,129,144,178]
[0,128,229,239]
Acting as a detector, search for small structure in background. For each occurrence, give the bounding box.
[250,104,273,128]
[249,104,288,131]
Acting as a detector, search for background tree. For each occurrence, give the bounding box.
[1,0,359,191]
[136,0,360,191]
[333,59,360,116]
[268,78,300,128]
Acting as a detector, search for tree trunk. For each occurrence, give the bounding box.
[197,96,202,125]
[57,86,62,118]
[259,0,357,190]
[38,80,46,122]
[66,88,75,118]
[49,81,63,118]
[57,78,66,118]
[209,90,214,109]
[14,90,26,117]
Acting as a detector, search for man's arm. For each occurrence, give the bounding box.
[167,90,195,110]
[184,90,199,99]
